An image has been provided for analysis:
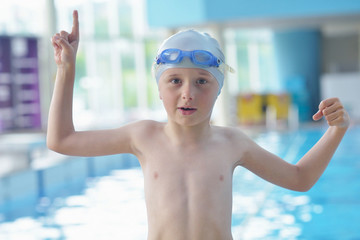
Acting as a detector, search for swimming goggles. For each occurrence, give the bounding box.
[155,48,235,73]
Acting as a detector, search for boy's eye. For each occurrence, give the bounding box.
[171,78,181,84]
[197,79,208,85]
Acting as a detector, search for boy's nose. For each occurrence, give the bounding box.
[181,83,194,100]
[182,94,193,100]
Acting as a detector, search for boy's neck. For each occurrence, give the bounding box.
[164,121,212,146]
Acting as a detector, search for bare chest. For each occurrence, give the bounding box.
[141,142,234,181]
[139,142,236,210]
[139,143,235,237]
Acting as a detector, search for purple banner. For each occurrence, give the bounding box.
[0,37,13,131]
[0,36,41,132]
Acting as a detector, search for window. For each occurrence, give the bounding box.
[225,29,278,94]
[55,0,168,127]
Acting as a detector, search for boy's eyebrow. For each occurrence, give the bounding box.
[165,70,212,78]
[167,73,181,78]
[198,71,212,76]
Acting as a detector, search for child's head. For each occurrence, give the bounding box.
[153,29,232,95]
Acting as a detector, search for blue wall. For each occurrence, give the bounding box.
[206,0,360,22]
[147,0,360,28]
[273,29,321,121]
[147,0,206,28]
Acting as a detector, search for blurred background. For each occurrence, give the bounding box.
[0,0,359,239]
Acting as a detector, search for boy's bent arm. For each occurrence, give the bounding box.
[48,67,135,156]
[47,65,76,153]
[294,126,347,191]
[47,10,79,154]
[241,98,349,192]
[295,98,349,190]
[47,62,137,157]
[47,10,136,157]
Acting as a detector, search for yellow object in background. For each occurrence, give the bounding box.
[236,93,291,125]
[237,93,264,124]
[266,93,290,120]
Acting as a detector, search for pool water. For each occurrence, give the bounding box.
[0,126,359,239]
[232,126,360,239]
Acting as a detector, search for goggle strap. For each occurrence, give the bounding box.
[218,63,236,74]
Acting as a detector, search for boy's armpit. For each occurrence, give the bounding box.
[223,127,253,168]
[127,119,162,157]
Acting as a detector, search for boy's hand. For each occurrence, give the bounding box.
[312,98,350,129]
[51,10,79,68]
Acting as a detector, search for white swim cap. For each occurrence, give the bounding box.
[153,29,232,95]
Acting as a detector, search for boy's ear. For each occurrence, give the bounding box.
[159,93,162,100]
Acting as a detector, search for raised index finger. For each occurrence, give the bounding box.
[71,10,79,40]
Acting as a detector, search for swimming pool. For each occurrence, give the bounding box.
[232,126,360,239]
[0,126,359,239]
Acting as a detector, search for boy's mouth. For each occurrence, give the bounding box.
[178,107,197,115]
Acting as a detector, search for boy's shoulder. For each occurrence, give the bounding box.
[212,125,249,138]
[128,119,164,137]
[132,119,161,126]
[129,119,163,130]
[210,125,254,166]
[211,125,253,147]
[125,120,164,152]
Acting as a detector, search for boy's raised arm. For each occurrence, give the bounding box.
[241,98,350,192]
[294,98,349,190]
[47,10,79,153]
[47,10,136,157]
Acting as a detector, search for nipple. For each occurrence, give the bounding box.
[219,175,224,181]
[154,171,159,180]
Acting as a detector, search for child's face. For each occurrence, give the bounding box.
[158,68,219,127]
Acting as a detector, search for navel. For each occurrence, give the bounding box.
[154,171,159,180]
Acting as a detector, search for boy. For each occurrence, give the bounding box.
[48,10,350,240]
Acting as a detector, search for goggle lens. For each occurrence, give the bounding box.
[193,51,213,65]
[162,49,181,62]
